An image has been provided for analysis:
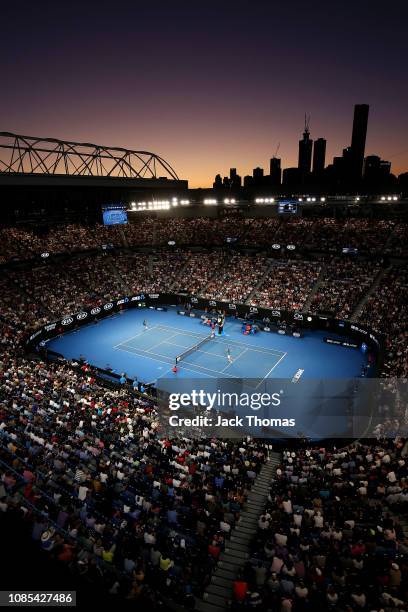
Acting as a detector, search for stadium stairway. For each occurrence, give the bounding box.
[106,256,132,294]
[301,262,327,313]
[169,256,192,291]
[350,264,391,322]
[245,259,275,305]
[118,227,129,247]
[199,253,231,295]
[195,451,281,612]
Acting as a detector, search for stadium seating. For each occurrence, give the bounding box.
[0,216,407,606]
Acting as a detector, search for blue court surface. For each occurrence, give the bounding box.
[46,307,367,384]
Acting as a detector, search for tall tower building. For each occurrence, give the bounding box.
[350,104,369,180]
[298,115,313,175]
[312,138,326,174]
[253,167,264,182]
[269,157,282,186]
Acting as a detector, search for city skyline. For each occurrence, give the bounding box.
[2,0,408,187]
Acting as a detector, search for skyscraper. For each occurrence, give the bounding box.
[230,167,242,189]
[269,157,282,186]
[312,138,326,174]
[350,104,369,180]
[253,167,264,184]
[298,116,313,175]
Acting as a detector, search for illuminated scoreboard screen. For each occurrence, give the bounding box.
[278,200,298,214]
[102,205,128,225]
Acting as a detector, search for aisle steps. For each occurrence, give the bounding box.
[195,451,281,612]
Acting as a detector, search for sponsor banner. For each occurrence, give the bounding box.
[324,337,359,349]
[25,292,382,361]
[29,329,42,341]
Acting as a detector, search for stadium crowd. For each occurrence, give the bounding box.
[0,247,407,378]
[359,267,408,379]
[233,441,408,610]
[249,261,321,311]
[0,216,407,260]
[310,257,381,318]
[0,216,407,607]
[202,255,270,303]
[0,321,267,605]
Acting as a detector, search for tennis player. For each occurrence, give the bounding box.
[226,347,233,363]
[210,320,216,338]
[143,319,148,331]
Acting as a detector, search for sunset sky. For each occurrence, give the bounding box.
[2,0,408,187]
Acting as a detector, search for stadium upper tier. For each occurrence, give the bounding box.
[0,218,407,608]
[0,245,406,377]
[0,216,407,262]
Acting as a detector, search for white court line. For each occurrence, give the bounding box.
[114,344,214,378]
[155,323,207,339]
[115,320,287,380]
[155,323,285,357]
[254,352,287,389]
[118,333,286,377]
[212,337,285,357]
[155,339,226,360]
[220,348,249,373]
[145,332,181,354]
[115,344,237,378]
[135,337,274,367]
[113,324,160,349]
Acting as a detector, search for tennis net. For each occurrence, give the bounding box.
[175,334,213,364]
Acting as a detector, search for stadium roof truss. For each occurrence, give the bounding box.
[0,132,179,180]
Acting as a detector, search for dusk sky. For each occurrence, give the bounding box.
[2,0,408,187]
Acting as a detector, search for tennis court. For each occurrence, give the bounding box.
[114,322,286,385]
[45,306,367,384]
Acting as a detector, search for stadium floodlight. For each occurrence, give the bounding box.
[298,198,303,202]
[255,198,264,203]
[381,196,386,201]
[320,197,326,202]
[393,196,398,201]
[204,198,217,205]
[355,197,360,201]
[387,196,392,201]
[311,197,316,202]
[180,199,190,205]
[306,197,311,202]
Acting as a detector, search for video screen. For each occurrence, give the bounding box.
[102,206,128,225]
[278,200,298,214]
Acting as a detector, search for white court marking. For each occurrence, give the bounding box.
[114,320,287,382]
[119,323,286,358]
